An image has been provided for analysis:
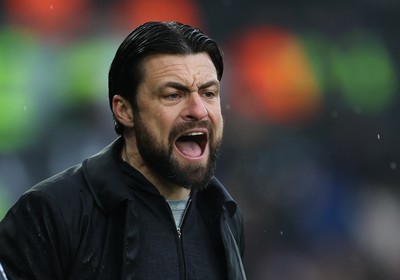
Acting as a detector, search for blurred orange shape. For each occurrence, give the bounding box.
[5,0,89,35]
[230,27,321,125]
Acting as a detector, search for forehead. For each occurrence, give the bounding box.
[141,53,218,85]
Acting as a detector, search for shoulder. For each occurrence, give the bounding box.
[0,165,95,278]
[4,164,95,234]
[30,164,93,211]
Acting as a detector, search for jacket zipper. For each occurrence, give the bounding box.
[177,198,191,238]
[166,198,192,280]
[177,198,192,280]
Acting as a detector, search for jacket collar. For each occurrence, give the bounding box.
[206,177,238,218]
[82,137,237,216]
[82,137,132,213]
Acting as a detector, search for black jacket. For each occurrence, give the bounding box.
[0,138,246,280]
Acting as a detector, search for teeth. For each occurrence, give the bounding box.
[185,132,204,136]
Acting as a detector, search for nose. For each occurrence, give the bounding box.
[182,93,208,121]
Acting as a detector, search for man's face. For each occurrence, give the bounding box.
[133,53,224,190]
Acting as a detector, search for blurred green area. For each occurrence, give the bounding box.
[0,29,40,151]
[57,39,116,105]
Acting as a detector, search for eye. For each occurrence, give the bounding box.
[202,91,217,99]
[164,92,181,100]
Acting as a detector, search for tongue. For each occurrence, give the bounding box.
[176,141,202,157]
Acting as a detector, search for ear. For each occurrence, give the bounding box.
[112,95,134,128]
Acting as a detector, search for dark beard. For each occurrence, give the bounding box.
[134,114,222,191]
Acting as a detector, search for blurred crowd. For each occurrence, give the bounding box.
[1,0,400,279]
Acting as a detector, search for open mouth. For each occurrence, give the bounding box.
[175,131,208,158]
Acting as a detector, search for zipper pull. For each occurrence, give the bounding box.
[177,227,182,238]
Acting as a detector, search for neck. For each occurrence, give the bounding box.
[121,141,190,200]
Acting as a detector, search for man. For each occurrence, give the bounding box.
[0,21,246,279]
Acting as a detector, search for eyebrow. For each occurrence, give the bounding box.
[160,80,219,92]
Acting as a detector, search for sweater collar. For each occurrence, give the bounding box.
[82,137,237,216]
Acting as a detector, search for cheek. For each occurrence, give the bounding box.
[212,109,224,137]
[217,117,224,137]
[153,111,177,140]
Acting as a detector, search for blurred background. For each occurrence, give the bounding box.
[0,0,399,279]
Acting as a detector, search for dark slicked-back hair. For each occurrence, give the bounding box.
[108,21,224,135]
